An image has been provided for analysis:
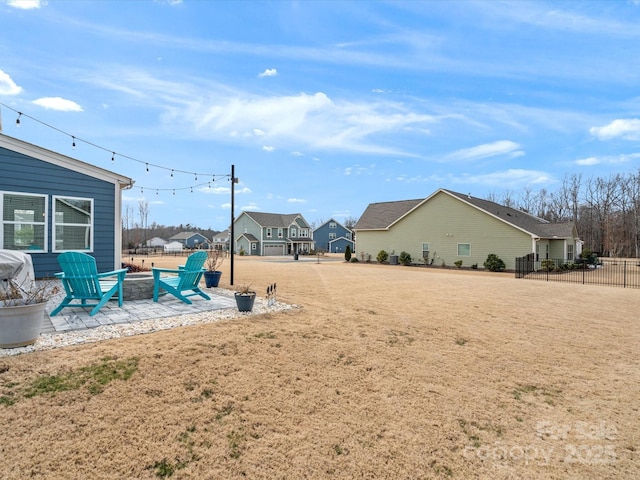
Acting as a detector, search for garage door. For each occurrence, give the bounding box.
[263,244,285,256]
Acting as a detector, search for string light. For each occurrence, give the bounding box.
[0,102,232,194]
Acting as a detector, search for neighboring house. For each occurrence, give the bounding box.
[145,237,167,248]
[313,218,355,253]
[0,133,132,278]
[354,188,581,271]
[169,231,210,249]
[211,229,230,251]
[234,212,314,255]
[163,241,184,253]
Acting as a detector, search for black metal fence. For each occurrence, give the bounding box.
[515,255,640,289]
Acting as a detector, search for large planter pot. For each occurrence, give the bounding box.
[204,271,222,288]
[0,302,47,348]
[234,292,256,312]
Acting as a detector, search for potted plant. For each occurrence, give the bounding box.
[0,279,59,348]
[234,284,256,312]
[203,250,224,288]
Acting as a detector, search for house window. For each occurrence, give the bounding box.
[329,222,336,229]
[567,244,574,260]
[422,242,429,259]
[252,243,256,250]
[278,228,283,238]
[329,233,336,239]
[266,228,272,238]
[53,196,93,252]
[457,243,471,256]
[1,192,47,252]
[291,227,297,237]
[301,228,309,237]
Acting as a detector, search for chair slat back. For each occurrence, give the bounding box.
[57,252,102,299]
[177,251,207,289]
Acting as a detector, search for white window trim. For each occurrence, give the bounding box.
[457,243,471,257]
[52,195,94,253]
[266,227,272,239]
[278,228,283,238]
[1,190,48,253]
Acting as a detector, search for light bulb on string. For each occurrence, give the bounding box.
[16,113,21,127]
[146,163,149,172]
[141,187,144,194]
[72,136,76,149]
[171,169,174,178]
[173,189,175,196]
[190,186,193,193]
[195,173,198,181]
[111,152,115,163]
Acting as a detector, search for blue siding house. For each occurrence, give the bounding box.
[0,134,132,278]
[168,232,210,249]
[313,218,354,253]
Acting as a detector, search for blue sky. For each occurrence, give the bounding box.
[1,0,639,231]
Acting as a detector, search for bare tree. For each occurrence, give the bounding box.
[138,200,150,249]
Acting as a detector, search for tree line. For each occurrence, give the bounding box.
[487,170,640,258]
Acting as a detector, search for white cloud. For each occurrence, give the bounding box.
[446,140,523,162]
[575,157,600,166]
[461,169,553,187]
[7,0,45,9]
[291,151,303,156]
[287,198,306,204]
[262,145,275,152]
[258,68,277,78]
[32,97,83,112]
[253,128,265,136]
[0,69,22,95]
[590,119,640,140]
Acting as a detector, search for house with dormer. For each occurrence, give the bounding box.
[234,212,314,255]
[313,218,355,253]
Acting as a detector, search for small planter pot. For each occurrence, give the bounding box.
[234,292,256,312]
[204,271,222,288]
[0,302,47,348]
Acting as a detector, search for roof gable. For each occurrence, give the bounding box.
[355,188,576,239]
[243,211,308,228]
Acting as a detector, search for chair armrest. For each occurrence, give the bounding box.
[96,268,128,280]
[152,267,181,274]
[54,272,64,279]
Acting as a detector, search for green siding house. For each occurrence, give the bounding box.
[234,211,313,256]
[354,189,581,271]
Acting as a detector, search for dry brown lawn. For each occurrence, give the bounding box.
[0,254,638,479]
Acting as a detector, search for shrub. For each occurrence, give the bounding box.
[454,260,463,268]
[471,263,478,269]
[344,245,352,262]
[377,250,389,264]
[541,259,556,271]
[350,257,359,263]
[399,251,412,266]
[483,254,505,272]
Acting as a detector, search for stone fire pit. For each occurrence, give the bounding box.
[122,272,162,301]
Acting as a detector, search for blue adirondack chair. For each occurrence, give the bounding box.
[51,252,128,316]
[152,251,211,304]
